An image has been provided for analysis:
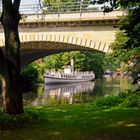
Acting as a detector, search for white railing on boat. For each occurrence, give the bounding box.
[45,71,95,78]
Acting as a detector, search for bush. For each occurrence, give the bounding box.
[21,64,39,85]
[0,113,33,125]
[118,89,140,107]
[118,90,132,98]
[93,89,140,109]
[122,94,140,107]
[21,64,39,91]
[93,96,123,109]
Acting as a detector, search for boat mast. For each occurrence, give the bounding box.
[70,58,74,73]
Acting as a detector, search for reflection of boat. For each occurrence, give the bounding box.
[45,59,95,84]
[45,82,94,93]
[44,82,95,104]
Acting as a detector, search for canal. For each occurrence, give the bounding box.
[0,76,137,107]
[22,76,136,107]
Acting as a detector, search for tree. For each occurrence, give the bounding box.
[109,1,140,80]
[0,0,23,115]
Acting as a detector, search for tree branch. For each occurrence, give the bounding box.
[13,0,21,11]
[2,0,12,12]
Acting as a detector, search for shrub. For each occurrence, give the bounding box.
[122,94,140,107]
[118,89,132,99]
[21,64,39,85]
[118,89,140,107]
[0,113,33,125]
[93,96,123,109]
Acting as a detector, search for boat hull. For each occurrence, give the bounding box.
[45,76,94,84]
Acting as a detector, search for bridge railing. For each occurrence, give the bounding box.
[18,1,121,15]
[0,1,124,22]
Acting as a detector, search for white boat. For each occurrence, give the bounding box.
[44,59,95,84]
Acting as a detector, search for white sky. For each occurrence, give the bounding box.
[21,0,37,5]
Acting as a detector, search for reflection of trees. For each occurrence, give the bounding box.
[23,92,38,106]
[45,89,95,105]
[81,91,94,103]
[93,79,106,97]
[73,92,82,103]
[22,78,135,106]
[23,85,44,106]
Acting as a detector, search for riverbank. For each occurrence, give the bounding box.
[0,104,140,140]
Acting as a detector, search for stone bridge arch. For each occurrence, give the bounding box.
[19,33,111,68]
[0,33,111,69]
[20,41,103,68]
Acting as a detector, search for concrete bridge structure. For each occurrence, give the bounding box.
[0,10,125,68]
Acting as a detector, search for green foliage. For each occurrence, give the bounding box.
[110,2,140,75]
[21,63,39,85]
[21,62,45,86]
[120,8,140,49]
[116,0,140,8]
[104,54,120,71]
[25,108,47,120]
[122,94,140,107]
[0,113,33,125]
[93,96,123,109]
[118,89,133,98]
[0,107,48,127]
[93,89,140,109]
[44,51,105,78]
[111,31,129,61]
[110,31,135,72]
[44,53,63,71]
[119,90,140,107]
[32,62,45,81]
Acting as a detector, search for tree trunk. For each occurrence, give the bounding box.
[0,0,23,115]
[0,72,23,115]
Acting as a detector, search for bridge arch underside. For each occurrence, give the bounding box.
[20,41,109,69]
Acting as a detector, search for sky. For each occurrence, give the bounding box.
[21,0,37,5]
[20,0,39,14]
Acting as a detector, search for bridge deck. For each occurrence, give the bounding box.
[21,11,125,23]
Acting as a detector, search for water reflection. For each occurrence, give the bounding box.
[45,82,95,104]
[25,82,95,106]
[0,77,137,107]
[24,77,137,106]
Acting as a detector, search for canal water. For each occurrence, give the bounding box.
[0,77,137,107]
[22,76,136,106]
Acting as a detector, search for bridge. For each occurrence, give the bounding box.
[0,4,125,68]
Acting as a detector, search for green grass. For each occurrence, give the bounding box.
[0,104,140,140]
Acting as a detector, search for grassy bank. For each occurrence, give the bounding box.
[0,104,140,140]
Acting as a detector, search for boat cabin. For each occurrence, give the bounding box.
[63,65,73,74]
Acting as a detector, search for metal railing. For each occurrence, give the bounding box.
[0,1,123,22]
[18,1,118,15]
